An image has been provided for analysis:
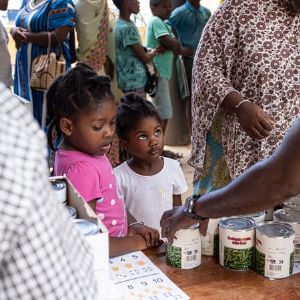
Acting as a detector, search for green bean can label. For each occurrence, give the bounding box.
[219,217,256,270]
[255,223,295,279]
[166,228,201,269]
[201,218,221,256]
[273,209,300,261]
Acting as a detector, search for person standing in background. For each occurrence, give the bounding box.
[147,0,193,134]
[190,0,299,198]
[113,0,159,98]
[11,0,75,127]
[0,0,12,87]
[168,0,211,133]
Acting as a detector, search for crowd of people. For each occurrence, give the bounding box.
[0,0,300,298]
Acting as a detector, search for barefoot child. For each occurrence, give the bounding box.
[114,93,188,232]
[47,63,160,257]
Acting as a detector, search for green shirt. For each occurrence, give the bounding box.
[115,19,147,91]
[146,16,174,80]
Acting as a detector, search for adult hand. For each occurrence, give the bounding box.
[237,101,273,139]
[10,27,28,48]
[160,205,199,244]
[128,223,160,247]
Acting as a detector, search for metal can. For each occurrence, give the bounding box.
[73,219,100,236]
[255,222,295,279]
[274,209,300,261]
[201,218,221,256]
[283,194,300,212]
[240,211,266,224]
[66,205,77,219]
[50,179,67,204]
[166,227,201,269]
[219,217,256,271]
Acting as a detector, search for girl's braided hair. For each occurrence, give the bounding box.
[116,93,162,140]
[46,63,114,151]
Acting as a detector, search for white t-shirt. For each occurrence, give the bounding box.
[114,157,188,232]
[0,20,12,87]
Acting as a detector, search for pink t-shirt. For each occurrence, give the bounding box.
[54,149,127,237]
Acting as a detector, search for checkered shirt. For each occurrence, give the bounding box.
[0,83,97,299]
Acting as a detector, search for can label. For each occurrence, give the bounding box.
[255,230,294,279]
[219,218,256,270]
[166,228,201,269]
[201,218,220,256]
[273,209,300,261]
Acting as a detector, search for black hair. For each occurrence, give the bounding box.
[149,0,163,9]
[112,0,123,10]
[116,93,162,140]
[46,62,114,151]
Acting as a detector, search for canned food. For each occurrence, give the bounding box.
[166,228,201,269]
[201,218,221,256]
[240,211,266,224]
[73,219,100,236]
[66,205,77,219]
[283,194,300,212]
[255,222,295,279]
[274,209,300,261]
[219,217,256,271]
[50,179,67,204]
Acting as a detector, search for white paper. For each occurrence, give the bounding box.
[109,251,190,300]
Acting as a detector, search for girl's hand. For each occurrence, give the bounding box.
[128,223,160,247]
[10,27,28,48]
[236,101,273,139]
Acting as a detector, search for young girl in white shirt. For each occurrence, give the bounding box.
[115,93,188,232]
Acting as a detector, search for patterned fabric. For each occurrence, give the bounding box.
[54,149,128,238]
[190,0,300,182]
[0,83,97,299]
[75,0,109,72]
[13,0,75,125]
[115,19,148,92]
[193,112,231,195]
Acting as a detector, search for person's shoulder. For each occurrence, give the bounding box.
[163,157,181,169]
[201,5,211,16]
[171,4,187,16]
[114,161,130,174]
[0,84,45,149]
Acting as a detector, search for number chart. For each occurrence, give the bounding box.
[109,251,190,300]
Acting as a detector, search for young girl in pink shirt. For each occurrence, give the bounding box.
[47,63,160,256]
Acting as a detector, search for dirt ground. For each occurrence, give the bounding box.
[164,143,194,202]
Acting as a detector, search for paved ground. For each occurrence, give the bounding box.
[164,143,194,202]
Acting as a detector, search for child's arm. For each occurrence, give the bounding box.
[109,235,148,257]
[158,35,193,56]
[130,44,164,64]
[173,194,182,207]
[127,210,160,247]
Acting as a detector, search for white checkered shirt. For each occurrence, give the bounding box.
[0,84,97,299]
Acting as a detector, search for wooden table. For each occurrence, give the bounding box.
[144,246,300,300]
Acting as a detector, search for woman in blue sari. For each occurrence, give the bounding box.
[11,0,75,126]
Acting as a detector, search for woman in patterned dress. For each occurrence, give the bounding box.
[190,0,300,196]
[11,0,75,126]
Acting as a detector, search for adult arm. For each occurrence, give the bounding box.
[11,26,72,47]
[161,118,300,242]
